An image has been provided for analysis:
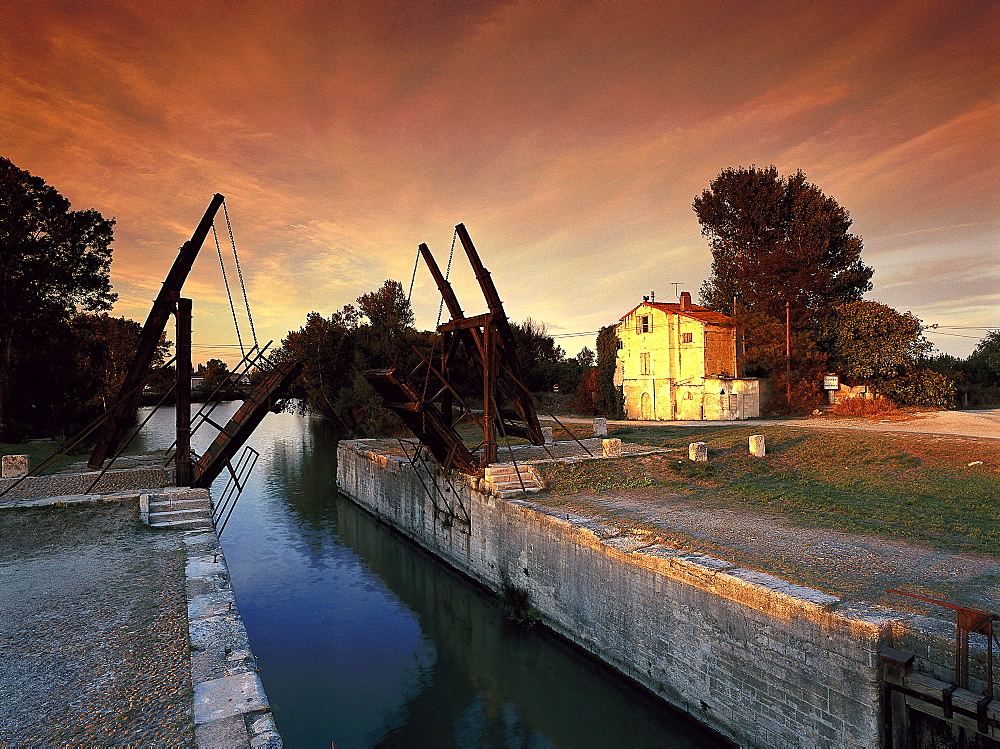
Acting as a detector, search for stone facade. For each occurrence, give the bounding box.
[336,440,925,748]
[615,292,760,420]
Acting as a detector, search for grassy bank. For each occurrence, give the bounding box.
[537,425,1000,556]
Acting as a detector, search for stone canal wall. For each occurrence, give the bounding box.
[337,440,901,748]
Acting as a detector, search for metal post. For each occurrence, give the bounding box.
[176,297,193,487]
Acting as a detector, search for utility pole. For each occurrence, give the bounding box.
[785,301,791,408]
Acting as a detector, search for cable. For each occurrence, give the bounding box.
[435,228,458,328]
[212,222,245,358]
[407,246,420,303]
[223,200,259,349]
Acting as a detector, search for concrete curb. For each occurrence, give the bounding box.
[183,526,282,748]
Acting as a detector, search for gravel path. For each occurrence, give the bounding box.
[561,488,1000,615]
[551,408,1000,440]
[0,502,195,745]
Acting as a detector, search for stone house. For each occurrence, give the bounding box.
[614,292,760,420]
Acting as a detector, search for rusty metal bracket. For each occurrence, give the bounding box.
[888,589,999,696]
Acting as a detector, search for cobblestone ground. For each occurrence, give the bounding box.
[0,502,195,745]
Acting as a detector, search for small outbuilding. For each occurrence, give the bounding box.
[614,292,759,420]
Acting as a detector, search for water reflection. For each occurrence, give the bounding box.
[135,405,725,748]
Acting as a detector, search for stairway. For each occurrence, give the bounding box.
[484,463,543,498]
[142,489,213,530]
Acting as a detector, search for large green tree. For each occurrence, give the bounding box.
[826,301,931,382]
[695,166,873,323]
[825,301,953,407]
[278,280,427,437]
[694,166,874,407]
[0,157,116,439]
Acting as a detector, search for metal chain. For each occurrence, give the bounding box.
[435,228,458,328]
[223,200,258,349]
[407,246,420,303]
[213,223,246,358]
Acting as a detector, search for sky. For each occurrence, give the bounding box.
[2,0,997,365]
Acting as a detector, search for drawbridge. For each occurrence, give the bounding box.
[83,194,301,491]
[364,224,573,476]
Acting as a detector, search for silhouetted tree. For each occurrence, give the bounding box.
[0,157,116,439]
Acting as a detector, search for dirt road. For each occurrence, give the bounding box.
[549,408,1000,440]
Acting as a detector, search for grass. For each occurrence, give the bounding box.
[0,439,82,475]
[535,425,1000,556]
[452,418,604,448]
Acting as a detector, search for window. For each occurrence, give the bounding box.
[637,315,651,334]
[640,352,650,375]
[681,332,693,343]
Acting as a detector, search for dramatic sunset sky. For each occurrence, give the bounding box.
[2,0,997,363]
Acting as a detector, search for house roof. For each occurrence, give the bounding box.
[618,301,734,327]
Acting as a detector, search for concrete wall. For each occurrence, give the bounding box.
[337,440,905,748]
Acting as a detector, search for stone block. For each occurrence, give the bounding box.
[749,435,765,457]
[542,426,554,446]
[602,438,622,457]
[1,454,29,478]
[593,417,608,437]
[688,442,708,462]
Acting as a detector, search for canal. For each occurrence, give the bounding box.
[136,403,724,748]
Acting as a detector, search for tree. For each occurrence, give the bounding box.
[196,359,232,396]
[594,325,624,418]
[693,166,874,408]
[0,157,116,439]
[278,280,426,437]
[575,347,595,368]
[695,166,872,324]
[825,301,953,408]
[965,331,1000,388]
[72,313,168,412]
[826,302,932,382]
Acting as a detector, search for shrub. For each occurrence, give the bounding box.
[875,369,956,408]
[831,395,897,417]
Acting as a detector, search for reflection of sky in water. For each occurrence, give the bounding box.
[136,405,723,748]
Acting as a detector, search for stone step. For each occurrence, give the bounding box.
[149,508,212,524]
[486,469,535,481]
[149,497,211,512]
[485,464,534,477]
[498,487,542,498]
[493,477,541,489]
[150,517,214,530]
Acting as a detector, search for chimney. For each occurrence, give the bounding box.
[680,291,691,310]
[650,291,655,302]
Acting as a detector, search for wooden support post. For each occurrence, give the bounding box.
[440,331,453,429]
[176,297,193,487]
[785,300,792,407]
[482,323,497,467]
[88,194,223,469]
[881,646,915,749]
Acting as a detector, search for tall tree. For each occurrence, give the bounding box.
[595,325,624,418]
[0,157,116,439]
[695,166,873,324]
[694,166,873,406]
[71,313,168,412]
